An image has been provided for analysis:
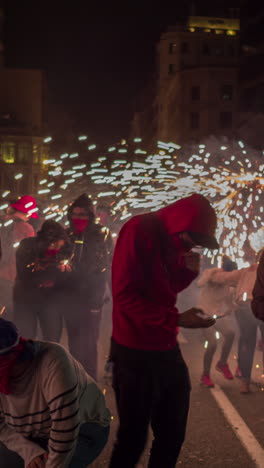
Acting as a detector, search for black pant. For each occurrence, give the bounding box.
[109,341,191,468]
[13,295,63,342]
[236,303,258,380]
[64,306,102,380]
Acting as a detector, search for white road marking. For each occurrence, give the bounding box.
[211,384,264,468]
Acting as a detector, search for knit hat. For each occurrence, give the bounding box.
[0,318,19,355]
[11,195,39,219]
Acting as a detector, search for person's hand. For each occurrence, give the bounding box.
[57,262,72,272]
[26,453,48,468]
[184,252,200,273]
[178,308,215,328]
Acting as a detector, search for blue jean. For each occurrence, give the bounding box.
[0,422,109,468]
[236,303,258,380]
[69,422,109,467]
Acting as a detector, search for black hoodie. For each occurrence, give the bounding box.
[67,194,108,309]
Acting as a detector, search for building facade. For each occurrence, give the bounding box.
[156,15,240,144]
[0,68,49,195]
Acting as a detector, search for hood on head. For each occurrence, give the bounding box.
[37,220,67,242]
[156,194,218,250]
[67,193,95,225]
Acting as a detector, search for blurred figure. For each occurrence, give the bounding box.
[109,194,217,468]
[13,220,72,342]
[0,196,37,320]
[252,249,264,322]
[0,318,110,468]
[197,256,237,387]
[66,194,109,380]
[212,256,261,393]
[252,249,264,375]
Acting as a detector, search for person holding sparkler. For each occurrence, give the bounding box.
[13,220,72,342]
[109,194,217,468]
[197,256,237,388]
[211,253,261,393]
[65,194,109,381]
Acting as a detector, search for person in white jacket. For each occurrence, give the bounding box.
[211,260,260,393]
[0,318,110,468]
[197,256,237,388]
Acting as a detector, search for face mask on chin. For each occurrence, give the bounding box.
[72,218,89,234]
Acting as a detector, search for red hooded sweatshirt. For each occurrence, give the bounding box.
[112,194,217,351]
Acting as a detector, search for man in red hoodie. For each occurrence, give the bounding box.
[109,194,218,468]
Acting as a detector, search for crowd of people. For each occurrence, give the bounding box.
[0,191,263,467]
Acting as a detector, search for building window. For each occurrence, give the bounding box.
[18,143,31,163]
[190,112,200,129]
[202,43,211,55]
[220,85,233,101]
[181,42,189,54]
[169,43,177,54]
[226,30,236,36]
[168,64,177,75]
[0,142,15,163]
[220,112,232,129]
[191,86,200,101]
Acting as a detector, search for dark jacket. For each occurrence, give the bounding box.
[252,252,264,321]
[13,237,73,304]
[112,194,217,351]
[67,223,108,309]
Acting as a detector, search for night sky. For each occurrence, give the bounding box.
[4,1,249,142]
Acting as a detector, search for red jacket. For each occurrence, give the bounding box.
[112,194,217,351]
[252,251,264,321]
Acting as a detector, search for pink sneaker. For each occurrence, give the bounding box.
[216,362,234,380]
[201,374,215,387]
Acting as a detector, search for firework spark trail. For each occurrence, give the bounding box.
[0,137,264,264]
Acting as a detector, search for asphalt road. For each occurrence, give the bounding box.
[91,311,264,468]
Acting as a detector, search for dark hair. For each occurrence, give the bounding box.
[37,220,67,243]
[0,318,18,351]
[222,256,237,272]
[18,340,39,362]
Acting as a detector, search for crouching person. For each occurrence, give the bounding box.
[0,318,110,468]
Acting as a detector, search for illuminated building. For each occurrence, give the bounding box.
[155,14,240,143]
[238,5,264,148]
[0,68,49,195]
